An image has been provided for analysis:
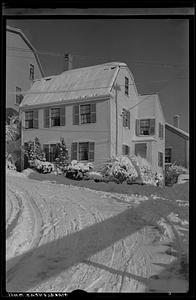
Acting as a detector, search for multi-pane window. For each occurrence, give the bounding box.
[29,64,34,81]
[125,76,129,96]
[136,119,155,136]
[159,123,164,139]
[122,145,130,155]
[80,104,91,124]
[43,144,58,162]
[16,87,23,105]
[71,141,95,161]
[158,152,163,167]
[25,110,38,129]
[165,148,172,164]
[51,108,60,126]
[73,103,96,125]
[25,111,34,129]
[122,109,130,129]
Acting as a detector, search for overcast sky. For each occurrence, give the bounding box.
[7,18,189,132]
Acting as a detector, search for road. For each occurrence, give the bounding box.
[6,171,189,293]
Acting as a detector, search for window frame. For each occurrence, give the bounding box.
[125,76,129,96]
[71,141,95,162]
[50,107,61,127]
[122,109,130,129]
[159,123,164,139]
[25,111,34,129]
[43,143,58,162]
[138,119,155,136]
[122,144,130,155]
[80,104,91,124]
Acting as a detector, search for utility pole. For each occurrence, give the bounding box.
[64,53,72,71]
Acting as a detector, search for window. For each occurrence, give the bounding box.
[159,123,164,139]
[135,119,155,136]
[71,141,95,161]
[165,148,172,164]
[29,64,34,81]
[16,87,23,105]
[80,104,91,124]
[43,144,58,162]
[158,152,163,167]
[125,77,129,96]
[25,110,38,129]
[44,106,65,128]
[122,109,130,129]
[51,108,60,126]
[122,145,130,155]
[135,143,147,158]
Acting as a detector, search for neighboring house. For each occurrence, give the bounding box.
[6,25,44,111]
[165,120,189,169]
[20,62,165,174]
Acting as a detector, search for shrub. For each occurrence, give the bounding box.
[102,155,138,184]
[24,137,45,163]
[30,159,55,174]
[6,152,16,171]
[165,163,188,186]
[65,160,93,180]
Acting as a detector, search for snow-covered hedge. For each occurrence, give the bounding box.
[65,160,93,180]
[6,159,17,171]
[29,159,55,174]
[102,156,138,183]
[165,163,188,186]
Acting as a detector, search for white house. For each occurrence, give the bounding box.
[20,62,165,174]
[6,25,44,110]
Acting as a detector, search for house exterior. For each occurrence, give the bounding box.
[165,121,189,169]
[20,62,165,174]
[6,25,44,111]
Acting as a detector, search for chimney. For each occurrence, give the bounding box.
[173,115,180,128]
[64,53,72,71]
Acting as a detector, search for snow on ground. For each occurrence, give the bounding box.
[6,172,189,293]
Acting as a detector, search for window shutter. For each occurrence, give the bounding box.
[161,124,164,138]
[135,119,140,136]
[91,103,96,123]
[43,144,49,161]
[71,142,78,160]
[33,110,39,129]
[150,119,155,135]
[122,145,125,155]
[127,111,130,129]
[73,105,79,125]
[44,108,50,128]
[89,142,95,161]
[159,123,161,137]
[60,106,65,126]
[122,109,126,127]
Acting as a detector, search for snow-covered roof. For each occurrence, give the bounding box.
[165,122,189,140]
[7,25,44,77]
[20,62,125,107]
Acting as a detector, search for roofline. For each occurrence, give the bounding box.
[6,25,45,77]
[165,122,189,140]
[20,94,110,110]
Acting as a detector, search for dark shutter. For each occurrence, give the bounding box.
[122,109,126,127]
[127,111,130,129]
[44,108,50,128]
[71,142,77,160]
[161,124,164,138]
[159,123,161,137]
[89,142,95,161]
[43,144,49,161]
[122,145,125,155]
[150,119,155,135]
[60,106,65,126]
[91,103,96,123]
[73,105,79,125]
[135,119,140,136]
[33,110,39,129]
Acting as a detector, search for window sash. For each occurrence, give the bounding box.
[80,104,91,124]
[43,144,57,162]
[139,119,155,135]
[79,142,89,160]
[165,148,172,163]
[50,108,60,126]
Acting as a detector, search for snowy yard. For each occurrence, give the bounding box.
[6,170,189,293]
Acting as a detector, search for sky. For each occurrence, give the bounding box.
[7,18,189,132]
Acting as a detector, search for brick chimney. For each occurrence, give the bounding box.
[64,53,72,71]
[173,115,180,128]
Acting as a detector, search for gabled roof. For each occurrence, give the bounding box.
[165,122,189,140]
[138,93,165,121]
[20,62,126,107]
[6,25,44,77]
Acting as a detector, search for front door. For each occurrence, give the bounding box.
[135,143,147,158]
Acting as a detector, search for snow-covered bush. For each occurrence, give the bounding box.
[165,163,188,186]
[88,171,103,182]
[65,160,93,180]
[24,137,46,164]
[102,156,138,183]
[29,159,55,174]
[6,153,17,171]
[129,155,161,186]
